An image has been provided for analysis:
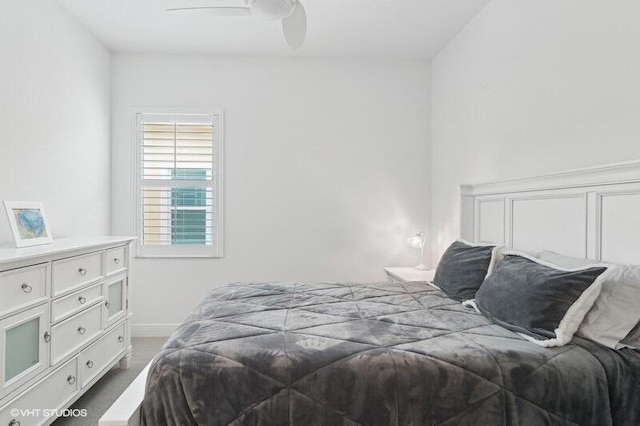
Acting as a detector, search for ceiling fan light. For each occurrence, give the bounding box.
[249,0,295,21]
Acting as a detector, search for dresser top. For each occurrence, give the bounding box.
[384,267,435,282]
[0,236,136,265]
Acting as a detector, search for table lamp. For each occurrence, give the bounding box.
[407,232,429,270]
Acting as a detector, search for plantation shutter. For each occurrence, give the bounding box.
[135,112,223,257]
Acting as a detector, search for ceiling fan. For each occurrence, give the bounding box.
[166,0,307,50]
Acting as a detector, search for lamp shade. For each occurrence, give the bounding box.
[249,0,295,20]
[407,233,425,249]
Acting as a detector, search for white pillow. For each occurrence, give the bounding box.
[538,251,640,349]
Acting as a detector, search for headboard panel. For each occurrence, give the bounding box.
[461,160,640,264]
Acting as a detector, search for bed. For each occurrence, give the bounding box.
[141,280,640,425]
[100,160,640,426]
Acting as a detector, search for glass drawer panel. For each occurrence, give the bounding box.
[5,318,39,381]
[108,282,123,318]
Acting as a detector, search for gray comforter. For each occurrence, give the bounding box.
[141,281,640,426]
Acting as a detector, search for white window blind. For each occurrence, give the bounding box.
[135,111,223,258]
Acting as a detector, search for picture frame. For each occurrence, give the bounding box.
[3,201,53,248]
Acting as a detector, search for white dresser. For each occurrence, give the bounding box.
[0,237,135,426]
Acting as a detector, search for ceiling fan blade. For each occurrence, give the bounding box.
[282,1,306,50]
[166,7,253,17]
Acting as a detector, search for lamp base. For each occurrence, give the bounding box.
[413,263,430,271]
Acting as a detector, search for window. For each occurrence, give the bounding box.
[135,111,223,257]
[171,169,208,245]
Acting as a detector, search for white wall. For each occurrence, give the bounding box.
[430,0,640,260]
[111,54,431,331]
[0,0,111,243]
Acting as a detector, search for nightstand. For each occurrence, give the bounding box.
[383,267,435,283]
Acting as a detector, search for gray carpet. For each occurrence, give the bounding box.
[52,337,166,426]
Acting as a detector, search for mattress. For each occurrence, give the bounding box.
[141,281,640,425]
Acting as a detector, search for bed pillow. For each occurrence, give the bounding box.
[539,250,640,349]
[432,240,502,301]
[475,251,610,347]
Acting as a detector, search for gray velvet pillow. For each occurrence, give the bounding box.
[475,253,608,347]
[433,240,499,302]
[622,321,640,350]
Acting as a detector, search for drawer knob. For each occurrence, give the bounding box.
[44,332,51,343]
[77,326,86,335]
[105,301,111,309]
[114,258,121,265]
[8,420,20,426]
[78,268,87,276]
[86,360,94,368]
[118,335,124,343]
[67,375,76,385]
[78,296,87,304]
[21,283,33,293]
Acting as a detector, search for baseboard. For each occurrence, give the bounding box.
[131,324,179,337]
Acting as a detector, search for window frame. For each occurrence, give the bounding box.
[131,107,224,258]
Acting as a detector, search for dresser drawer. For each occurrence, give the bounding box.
[105,246,127,276]
[51,282,103,324]
[0,264,48,316]
[104,275,127,329]
[0,304,50,396]
[52,252,103,296]
[80,322,126,388]
[0,357,78,426]
[51,304,102,365]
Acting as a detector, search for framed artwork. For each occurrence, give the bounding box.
[3,201,53,248]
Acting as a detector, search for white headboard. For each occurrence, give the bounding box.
[460,160,640,264]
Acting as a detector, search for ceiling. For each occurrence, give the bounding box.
[57,0,491,60]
